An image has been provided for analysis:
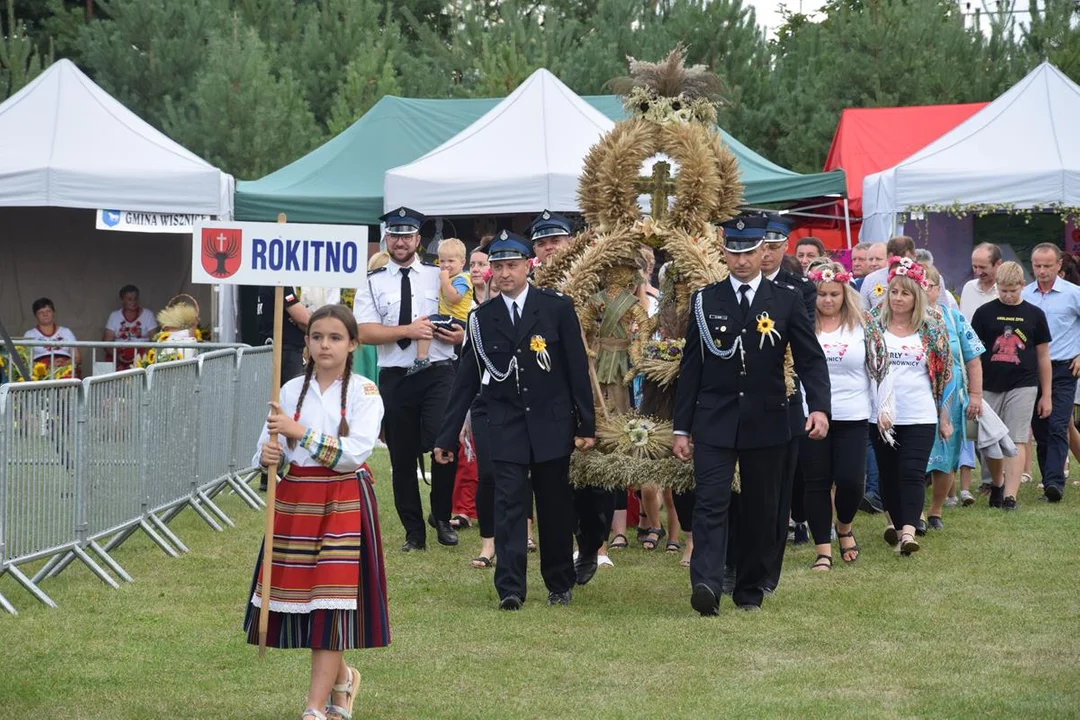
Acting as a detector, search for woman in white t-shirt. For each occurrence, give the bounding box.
[867,258,954,556]
[103,284,158,370]
[24,297,80,372]
[802,263,889,571]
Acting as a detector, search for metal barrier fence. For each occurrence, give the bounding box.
[0,346,273,615]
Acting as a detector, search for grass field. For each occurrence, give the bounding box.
[1,449,1078,719]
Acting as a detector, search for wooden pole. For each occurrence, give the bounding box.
[257,213,288,659]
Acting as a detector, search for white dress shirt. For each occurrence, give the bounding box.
[729,273,763,307]
[353,256,455,367]
[501,284,530,324]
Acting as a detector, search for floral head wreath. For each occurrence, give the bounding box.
[887,256,930,290]
[807,266,853,285]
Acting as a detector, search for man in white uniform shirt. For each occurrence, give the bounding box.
[354,206,465,551]
[959,243,1001,320]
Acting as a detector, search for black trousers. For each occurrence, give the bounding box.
[1031,362,1077,495]
[762,434,801,590]
[379,364,457,544]
[870,423,936,530]
[802,420,868,545]
[493,455,575,602]
[692,441,785,608]
[573,486,615,557]
[470,401,496,539]
[672,490,694,533]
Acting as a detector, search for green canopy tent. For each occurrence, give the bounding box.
[235,95,846,224]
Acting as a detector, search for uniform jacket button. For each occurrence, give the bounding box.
[739,391,744,396]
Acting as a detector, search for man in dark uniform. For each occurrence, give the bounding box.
[255,285,311,491]
[355,207,464,551]
[672,215,830,614]
[434,230,596,610]
[526,209,612,587]
[760,214,817,590]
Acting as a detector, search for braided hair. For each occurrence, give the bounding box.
[288,303,359,448]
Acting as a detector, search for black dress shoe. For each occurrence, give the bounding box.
[428,515,459,546]
[927,515,944,531]
[1044,485,1063,503]
[499,595,523,611]
[721,567,736,596]
[915,519,928,536]
[575,552,598,586]
[792,522,810,545]
[400,539,426,552]
[690,583,719,616]
[547,590,572,606]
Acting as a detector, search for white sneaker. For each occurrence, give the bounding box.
[960,489,976,506]
[944,496,959,508]
[597,555,614,568]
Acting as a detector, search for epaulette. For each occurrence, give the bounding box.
[536,287,566,298]
[367,267,387,276]
[421,259,440,268]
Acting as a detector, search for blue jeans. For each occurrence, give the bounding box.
[865,436,880,500]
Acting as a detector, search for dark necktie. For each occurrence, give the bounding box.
[512,301,521,327]
[397,267,412,349]
[739,284,751,318]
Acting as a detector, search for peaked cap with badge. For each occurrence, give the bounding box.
[719,214,768,253]
[487,230,534,262]
[380,206,425,235]
[526,210,573,242]
[763,214,794,244]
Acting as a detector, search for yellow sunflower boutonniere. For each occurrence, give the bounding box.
[756,312,781,349]
[872,283,885,298]
[530,335,552,372]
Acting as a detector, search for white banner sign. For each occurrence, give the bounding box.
[97,209,212,233]
[191,220,369,286]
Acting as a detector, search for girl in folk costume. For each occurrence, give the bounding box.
[244,304,388,720]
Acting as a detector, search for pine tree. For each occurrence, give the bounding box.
[0,0,47,100]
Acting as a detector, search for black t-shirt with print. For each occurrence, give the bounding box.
[970,299,1051,391]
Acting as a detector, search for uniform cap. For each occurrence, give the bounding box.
[487,230,533,262]
[719,214,768,253]
[526,210,572,241]
[380,206,425,235]
[763,214,793,244]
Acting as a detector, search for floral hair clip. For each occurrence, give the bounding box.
[887,255,929,290]
[807,267,852,285]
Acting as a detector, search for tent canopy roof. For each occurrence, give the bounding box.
[237,86,845,224]
[0,59,231,215]
[863,62,1080,233]
[824,102,987,217]
[383,69,614,216]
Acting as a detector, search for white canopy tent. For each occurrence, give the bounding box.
[383,68,614,216]
[0,60,238,350]
[861,62,1080,241]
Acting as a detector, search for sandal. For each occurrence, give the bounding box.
[836,528,859,563]
[526,537,537,553]
[665,540,683,554]
[304,710,327,720]
[679,557,691,568]
[326,666,361,720]
[608,533,629,550]
[811,553,832,572]
[449,514,472,530]
[641,527,663,550]
[470,555,495,568]
[883,526,899,547]
[900,533,920,556]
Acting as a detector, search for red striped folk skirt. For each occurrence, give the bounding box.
[244,463,390,650]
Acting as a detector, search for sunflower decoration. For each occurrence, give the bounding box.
[530,335,552,372]
[756,312,781,349]
[872,283,885,298]
[31,361,48,381]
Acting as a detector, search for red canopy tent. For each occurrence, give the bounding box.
[792,102,988,251]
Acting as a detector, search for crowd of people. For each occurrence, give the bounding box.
[246,206,1080,720]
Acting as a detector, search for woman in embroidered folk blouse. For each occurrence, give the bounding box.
[802,263,889,571]
[244,305,387,720]
[922,264,985,531]
[867,258,954,556]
